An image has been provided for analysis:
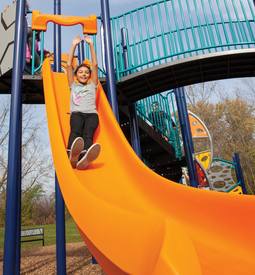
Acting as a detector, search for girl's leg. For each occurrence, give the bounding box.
[82,113,99,150]
[67,112,84,149]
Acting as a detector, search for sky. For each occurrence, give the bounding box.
[1,0,155,52]
[1,0,254,193]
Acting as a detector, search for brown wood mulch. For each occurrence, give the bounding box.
[0,242,104,275]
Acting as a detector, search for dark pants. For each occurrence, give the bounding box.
[67,112,99,151]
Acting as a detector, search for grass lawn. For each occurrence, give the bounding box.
[0,218,82,251]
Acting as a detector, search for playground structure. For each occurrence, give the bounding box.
[1,0,255,274]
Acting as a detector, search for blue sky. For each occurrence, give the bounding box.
[1,0,154,15]
[1,0,154,52]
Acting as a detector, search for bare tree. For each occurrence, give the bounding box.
[0,97,54,225]
[185,81,218,108]
[240,78,255,104]
[186,83,255,194]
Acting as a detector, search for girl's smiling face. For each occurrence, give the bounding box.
[76,65,91,84]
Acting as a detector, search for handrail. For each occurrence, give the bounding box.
[115,20,254,50]
[212,157,235,168]
[110,0,255,80]
[31,30,44,75]
[136,91,183,159]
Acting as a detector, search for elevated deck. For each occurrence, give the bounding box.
[117,49,255,103]
[0,73,105,104]
[0,73,44,103]
[1,49,255,105]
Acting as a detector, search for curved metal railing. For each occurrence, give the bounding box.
[136,91,182,159]
[110,0,255,80]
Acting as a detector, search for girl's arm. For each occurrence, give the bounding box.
[84,36,98,85]
[67,36,82,87]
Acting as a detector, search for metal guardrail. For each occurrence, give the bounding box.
[136,91,183,159]
[110,0,255,80]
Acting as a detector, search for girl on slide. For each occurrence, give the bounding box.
[66,35,100,169]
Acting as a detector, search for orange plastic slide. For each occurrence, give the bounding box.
[42,58,255,275]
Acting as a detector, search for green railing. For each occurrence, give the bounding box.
[110,0,255,80]
[136,91,182,159]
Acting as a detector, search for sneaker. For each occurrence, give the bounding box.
[69,137,84,168]
[76,143,101,170]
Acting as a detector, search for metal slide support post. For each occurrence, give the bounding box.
[121,28,141,157]
[233,153,247,194]
[121,28,129,72]
[78,43,82,65]
[16,15,27,274]
[128,104,142,158]
[81,40,85,61]
[100,0,119,121]
[3,0,26,274]
[55,176,66,274]
[174,87,198,187]
[54,1,67,274]
[54,1,62,73]
[15,112,22,275]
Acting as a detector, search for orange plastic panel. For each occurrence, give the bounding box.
[42,58,255,274]
[189,113,208,138]
[32,10,97,34]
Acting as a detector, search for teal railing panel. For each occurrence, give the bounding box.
[136,91,183,159]
[110,0,255,80]
[31,30,45,75]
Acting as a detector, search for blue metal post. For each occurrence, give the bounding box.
[81,40,85,62]
[55,176,66,274]
[174,87,198,187]
[15,109,22,275]
[15,15,28,275]
[121,28,129,72]
[100,0,119,121]
[128,104,142,158]
[233,153,247,194]
[54,1,62,73]
[121,27,141,157]
[77,43,82,65]
[3,0,26,274]
[54,1,66,274]
[92,256,98,264]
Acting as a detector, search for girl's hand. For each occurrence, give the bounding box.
[72,36,82,47]
[84,35,93,45]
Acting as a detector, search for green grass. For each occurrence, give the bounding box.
[0,218,82,251]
